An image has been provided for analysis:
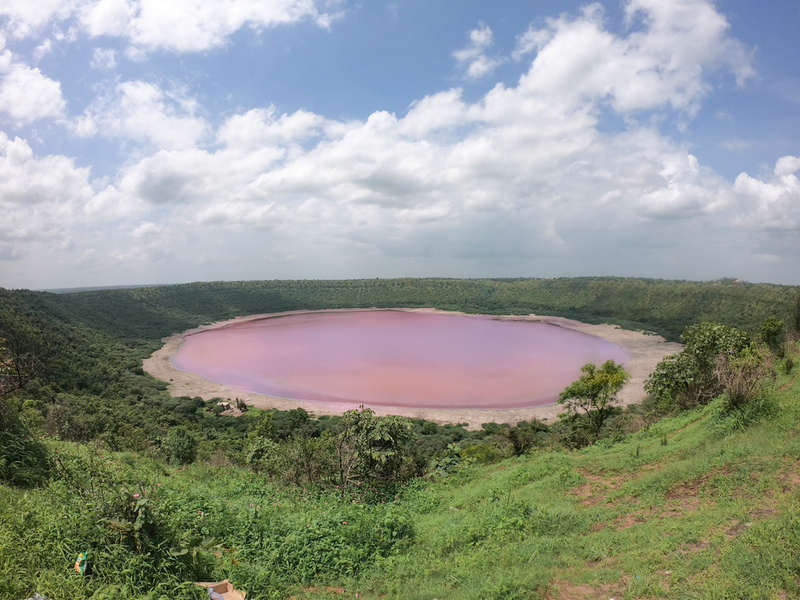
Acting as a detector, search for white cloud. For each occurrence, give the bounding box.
[513,0,753,115]
[513,24,551,60]
[734,156,800,233]
[90,47,117,69]
[3,0,792,287]
[80,0,338,53]
[774,156,800,177]
[0,0,338,57]
[0,46,65,122]
[0,0,76,38]
[46,0,760,280]
[33,38,53,61]
[0,132,93,258]
[453,23,504,79]
[216,106,337,150]
[73,80,209,149]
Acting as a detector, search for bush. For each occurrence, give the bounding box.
[164,426,198,465]
[504,419,550,455]
[460,441,507,464]
[709,394,777,435]
[0,424,51,487]
[646,322,750,411]
[715,344,775,411]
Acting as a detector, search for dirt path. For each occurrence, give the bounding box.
[142,308,683,429]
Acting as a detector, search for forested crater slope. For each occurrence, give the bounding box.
[16,276,800,343]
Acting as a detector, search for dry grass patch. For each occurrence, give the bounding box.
[678,539,711,553]
[288,586,348,598]
[546,579,625,600]
[574,472,629,506]
[665,467,730,502]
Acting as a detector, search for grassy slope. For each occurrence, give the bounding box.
[352,368,800,600]
[2,362,798,600]
[2,278,799,599]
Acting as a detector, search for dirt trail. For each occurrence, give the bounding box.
[142,308,683,430]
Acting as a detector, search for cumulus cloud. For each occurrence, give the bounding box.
[513,0,753,115]
[73,80,209,149]
[0,0,76,38]
[79,0,337,53]
[2,0,792,287]
[0,132,93,258]
[453,23,504,79]
[734,156,800,233]
[0,36,65,122]
[32,38,53,61]
[216,106,345,150]
[0,0,337,52]
[45,0,760,277]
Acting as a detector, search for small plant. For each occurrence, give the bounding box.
[709,394,777,435]
[0,423,51,487]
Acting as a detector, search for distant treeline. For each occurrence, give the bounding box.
[10,276,800,343]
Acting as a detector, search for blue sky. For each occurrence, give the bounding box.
[0,0,798,289]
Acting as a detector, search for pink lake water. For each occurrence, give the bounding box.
[171,310,628,409]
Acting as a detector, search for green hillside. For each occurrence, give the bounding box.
[1,277,799,599]
[2,370,799,599]
[16,276,800,342]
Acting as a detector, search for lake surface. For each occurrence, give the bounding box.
[171,310,629,409]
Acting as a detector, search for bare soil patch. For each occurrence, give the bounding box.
[574,472,627,507]
[678,540,710,553]
[613,513,647,531]
[547,579,624,600]
[143,309,682,430]
[665,468,730,502]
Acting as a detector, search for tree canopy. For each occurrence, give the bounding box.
[558,360,630,438]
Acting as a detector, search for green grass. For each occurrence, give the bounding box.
[3,367,799,599]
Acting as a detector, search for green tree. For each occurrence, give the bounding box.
[244,411,278,470]
[646,322,750,410]
[792,293,800,333]
[504,419,549,456]
[248,411,277,441]
[760,317,785,356]
[334,407,416,492]
[165,426,197,465]
[0,310,53,430]
[558,360,630,439]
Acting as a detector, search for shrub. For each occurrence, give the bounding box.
[504,419,550,455]
[646,322,750,411]
[0,424,51,487]
[709,394,777,435]
[460,441,506,464]
[715,344,775,411]
[164,426,198,465]
[760,316,785,354]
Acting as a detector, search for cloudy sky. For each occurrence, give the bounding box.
[0,0,798,289]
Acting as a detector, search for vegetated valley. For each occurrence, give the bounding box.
[1,277,799,600]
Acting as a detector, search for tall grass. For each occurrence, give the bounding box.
[2,367,799,599]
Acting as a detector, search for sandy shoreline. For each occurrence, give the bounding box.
[142,308,683,429]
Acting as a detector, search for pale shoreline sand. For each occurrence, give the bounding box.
[142,308,683,430]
